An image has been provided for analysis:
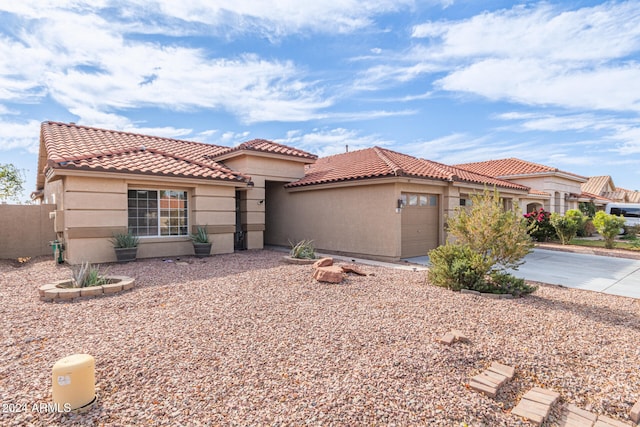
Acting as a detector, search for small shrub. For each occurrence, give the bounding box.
[190,226,210,243]
[110,232,139,248]
[550,209,584,245]
[524,208,556,242]
[427,244,487,291]
[289,239,316,259]
[579,201,596,218]
[577,219,596,237]
[623,224,640,237]
[71,261,109,288]
[592,211,626,249]
[448,188,533,271]
[485,271,537,296]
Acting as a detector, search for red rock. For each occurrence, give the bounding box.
[313,266,344,283]
[341,264,367,276]
[313,257,333,268]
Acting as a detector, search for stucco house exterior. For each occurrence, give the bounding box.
[454,158,588,214]
[34,121,533,263]
[34,121,316,264]
[42,121,639,264]
[266,147,529,261]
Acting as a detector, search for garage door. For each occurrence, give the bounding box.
[401,193,439,258]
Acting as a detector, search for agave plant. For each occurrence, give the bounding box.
[289,239,316,259]
[190,225,210,244]
[71,261,109,288]
[110,232,140,248]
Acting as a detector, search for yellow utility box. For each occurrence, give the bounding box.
[52,354,96,412]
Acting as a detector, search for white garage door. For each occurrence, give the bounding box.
[401,193,439,258]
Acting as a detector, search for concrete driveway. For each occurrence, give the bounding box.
[511,248,640,298]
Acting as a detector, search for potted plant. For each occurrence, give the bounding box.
[110,232,139,263]
[191,225,212,258]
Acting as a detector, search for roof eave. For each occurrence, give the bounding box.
[214,148,317,164]
[46,165,252,186]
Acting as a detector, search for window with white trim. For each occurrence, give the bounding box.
[128,189,188,236]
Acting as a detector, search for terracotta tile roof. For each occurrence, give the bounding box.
[581,176,615,196]
[41,122,320,184]
[286,147,529,191]
[454,158,587,181]
[578,191,614,203]
[52,147,247,181]
[225,139,317,160]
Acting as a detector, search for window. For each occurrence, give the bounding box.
[128,189,188,237]
[401,193,438,207]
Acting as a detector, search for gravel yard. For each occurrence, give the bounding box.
[2,249,640,426]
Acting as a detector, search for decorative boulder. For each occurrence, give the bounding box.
[341,264,367,276]
[313,266,344,283]
[313,257,334,269]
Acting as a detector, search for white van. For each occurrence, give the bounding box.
[605,203,640,228]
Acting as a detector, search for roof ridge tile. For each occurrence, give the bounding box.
[373,146,403,176]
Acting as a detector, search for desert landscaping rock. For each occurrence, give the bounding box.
[2,251,640,426]
[312,257,333,268]
[312,265,344,283]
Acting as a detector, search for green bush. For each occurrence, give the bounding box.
[289,239,316,259]
[485,271,537,296]
[593,211,626,249]
[550,209,585,245]
[427,244,487,291]
[448,188,533,271]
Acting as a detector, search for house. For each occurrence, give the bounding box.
[266,147,530,261]
[581,176,640,206]
[33,122,532,263]
[454,158,588,214]
[34,121,316,264]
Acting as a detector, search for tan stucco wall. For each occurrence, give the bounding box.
[51,175,238,264]
[224,155,308,250]
[266,181,402,261]
[0,204,56,258]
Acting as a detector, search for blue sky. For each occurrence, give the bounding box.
[1,0,640,202]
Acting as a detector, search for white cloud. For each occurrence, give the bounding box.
[495,110,640,157]
[279,127,391,157]
[0,6,333,126]
[412,2,640,62]
[0,119,42,153]
[437,59,640,112]
[130,0,417,36]
[370,2,640,113]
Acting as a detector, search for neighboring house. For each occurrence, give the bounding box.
[581,176,640,206]
[266,147,529,261]
[34,121,316,264]
[454,158,588,214]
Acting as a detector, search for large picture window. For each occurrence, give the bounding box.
[128,189,188,236]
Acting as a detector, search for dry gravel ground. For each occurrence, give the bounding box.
[2,250,640,426]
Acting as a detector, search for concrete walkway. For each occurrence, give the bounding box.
[510,248,640,298]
